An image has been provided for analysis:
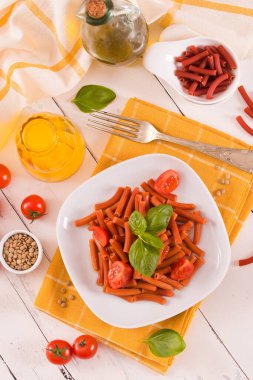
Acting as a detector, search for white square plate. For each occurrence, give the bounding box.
[57,154,230,328]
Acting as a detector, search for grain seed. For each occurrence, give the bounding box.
[3,233,39,271]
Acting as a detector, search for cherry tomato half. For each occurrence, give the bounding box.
[0,163,11,189]
[46,340,73,365]
[72,335,98,359]
[154,170,179,196]
[171,258,194,281]
[88,226,109,247]
[21,194,46,222]
[108,261,133,289]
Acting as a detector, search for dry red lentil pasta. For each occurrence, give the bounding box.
[217,45,237,70]
[74,173,206,305]
[244,107,253,119]
[238,85,253,110]
[175,44,237,99]
[236,85,253,136]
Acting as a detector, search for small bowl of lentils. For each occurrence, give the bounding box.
[0,230,43,274]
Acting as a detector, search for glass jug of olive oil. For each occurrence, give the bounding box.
[77,0,148,65]
[16,113,85,182]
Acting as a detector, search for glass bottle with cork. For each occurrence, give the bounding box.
[77,0,148,65]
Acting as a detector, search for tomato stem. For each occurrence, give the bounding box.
[46,344,67,359]
[28,209,46,223]
[78,338,86,347]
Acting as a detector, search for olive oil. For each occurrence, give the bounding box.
[16,113,85,182]
[93,25,134,64]
[78,0,148,65]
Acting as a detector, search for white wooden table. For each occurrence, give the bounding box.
[1,57,253,380]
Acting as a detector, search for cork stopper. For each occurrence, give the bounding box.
[86,0,107,19]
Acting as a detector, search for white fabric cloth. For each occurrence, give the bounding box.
[160,1,253,60]
[0,0,253,146]
[0,0,170,147]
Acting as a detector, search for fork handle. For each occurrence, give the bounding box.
[156,132,253,174]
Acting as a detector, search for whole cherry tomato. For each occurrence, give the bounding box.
[72,335,98,359]
[46,340,73,365]
[21,194,46,222]
[0,163,11,189]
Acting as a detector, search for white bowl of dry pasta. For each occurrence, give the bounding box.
[143,37,240,105]
[57,154,230,328]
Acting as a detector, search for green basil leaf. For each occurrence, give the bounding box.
[129,238,160,277]
[140,232,163,249]
[146,204,173,233]
[129,211,147,236]
[72,85,116,113]
[146,329,186,357]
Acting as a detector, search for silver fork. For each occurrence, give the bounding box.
[88,110,253,174]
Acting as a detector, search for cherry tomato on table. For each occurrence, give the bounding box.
[73,335,98,359]
[88,226,109,247]
[21,194,46,222]
[0,163,11,189]
[154,170,179,196]
[171,258,194,281]
[108,261,133,289]
[46,340,72,365]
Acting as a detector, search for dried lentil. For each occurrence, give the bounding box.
[3,233,39,271]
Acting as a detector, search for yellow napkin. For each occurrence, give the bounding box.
[35,98,253,374]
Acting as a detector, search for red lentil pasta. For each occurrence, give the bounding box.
[75,175,207,305]
[236,85,253,136]
[175,44,237,99]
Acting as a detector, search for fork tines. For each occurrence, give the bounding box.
[87,110,139,140]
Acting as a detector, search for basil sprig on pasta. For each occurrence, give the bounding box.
[129,205,173,277]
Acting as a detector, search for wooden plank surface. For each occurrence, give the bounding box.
[0,59,252,380]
